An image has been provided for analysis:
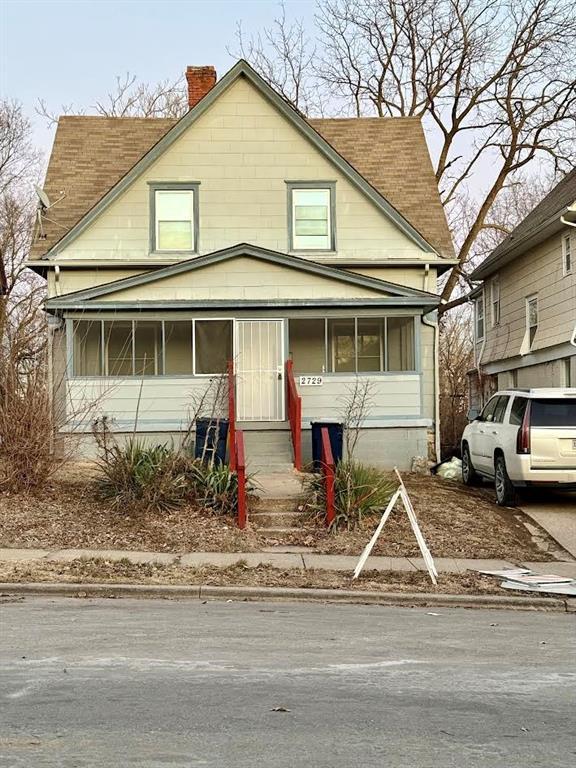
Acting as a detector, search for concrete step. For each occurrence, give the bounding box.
[251,510,303,527]
[257,527,303,536]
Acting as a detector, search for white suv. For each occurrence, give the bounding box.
[461,388,576,505]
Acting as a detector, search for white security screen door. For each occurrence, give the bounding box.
[236,320,285,421]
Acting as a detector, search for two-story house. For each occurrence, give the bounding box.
[469,170,576,407]
[27,61,455,469]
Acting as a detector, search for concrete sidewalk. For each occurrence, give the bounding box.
[2,547,576,578]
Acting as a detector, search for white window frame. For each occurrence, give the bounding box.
[490,277,500,327]
[475,294,485,342]
[526,294,538,349]
[562,233,572,276]
[287,182,336,252]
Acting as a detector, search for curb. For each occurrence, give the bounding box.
[0,582,572,611]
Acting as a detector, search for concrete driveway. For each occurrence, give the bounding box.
[519,489,576,558]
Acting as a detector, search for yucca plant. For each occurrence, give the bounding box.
[95,435,192,515]
[187,460,257,516]
[304,460,395,531]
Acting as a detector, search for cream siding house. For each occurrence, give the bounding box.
[470,170,576,406]
[28,61,455,469]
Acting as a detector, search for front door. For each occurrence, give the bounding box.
[236,320,285,421]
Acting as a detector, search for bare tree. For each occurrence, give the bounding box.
[236,0,576,306]
[438,307,474,456]
[37,72,187,126]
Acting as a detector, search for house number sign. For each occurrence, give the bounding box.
[299,376,323,386]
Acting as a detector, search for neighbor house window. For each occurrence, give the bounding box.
[288,316,415,374]
[72,319,231,377]
[526,295,538,348]
[491,278,500,326]
[475,294,485,342]
[288,184,335,251]
[563,234,572,275]
[150,184,199,252]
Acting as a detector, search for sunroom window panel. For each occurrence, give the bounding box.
[329,319,355,372]
[357,319,383,372]
[387,317,415,371]
[289,318,326,373]
[73,320,102,376]
[134,322,163,376]
[164,321,193,374]
[155,190,194,251]
[195,320,232,375]
[103,321,133,376]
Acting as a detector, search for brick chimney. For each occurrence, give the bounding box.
[186,66,217,109]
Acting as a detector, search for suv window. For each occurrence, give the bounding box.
[480,396,499,422]
[509,396,528,426]
[492,396,509,423]
[531,399,576,427]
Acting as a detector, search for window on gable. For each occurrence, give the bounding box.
[526,295,538,348]
[289,186,334,251]
[475,294,485,341]
[491,278,500,326]
[153,187,197,252]
[563,234,572,275]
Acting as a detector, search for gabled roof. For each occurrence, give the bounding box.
[471,168,576,280]
[32,60,453,260]
[45,242,440,310]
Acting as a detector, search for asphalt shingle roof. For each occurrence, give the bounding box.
[471,168,576,279]
[31,113,454,259]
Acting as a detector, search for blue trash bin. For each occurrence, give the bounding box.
[311,421,344,470]
[194,418,229,464]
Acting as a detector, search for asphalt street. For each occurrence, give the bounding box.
[0,597,575,767]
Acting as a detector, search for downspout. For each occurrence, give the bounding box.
[422,310,441,463]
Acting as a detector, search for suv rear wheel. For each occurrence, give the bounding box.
[494,455,517,506]
[462,445,481,486]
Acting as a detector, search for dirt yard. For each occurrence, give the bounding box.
[0,557,508,595]
[0,465,558,562]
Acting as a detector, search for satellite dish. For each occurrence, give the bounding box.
[35,185,51,209]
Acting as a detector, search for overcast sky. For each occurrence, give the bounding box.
[1,0,315,157]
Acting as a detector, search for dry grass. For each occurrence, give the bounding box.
[0,465,557,561]
[0,557,507,595]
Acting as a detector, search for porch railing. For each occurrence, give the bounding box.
[227,360,236,470]
[321,427,336,527]
[235,430,247,529]
[285,359,302,471]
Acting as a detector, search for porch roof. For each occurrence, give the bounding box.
[45,243,440,312]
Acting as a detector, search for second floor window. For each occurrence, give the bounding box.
[151,184,198,253]
[289,185,334,251]
[491,278,500,326]
[526,295,538,348]
[563,234,572,275]
[475,295,485,341]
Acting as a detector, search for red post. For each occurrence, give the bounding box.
[235,430,247,529]
[227,360,236,470]
[285,359,302,471]
[321,427,335,526]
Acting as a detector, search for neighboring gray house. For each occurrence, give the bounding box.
[469,169,576,407]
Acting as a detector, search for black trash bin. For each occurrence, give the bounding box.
[194,418,229,464]
[311,421,343,470]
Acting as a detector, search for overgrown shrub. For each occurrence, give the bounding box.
[95,435,193,514]
[93,418,253,517]
[304,461,395,531]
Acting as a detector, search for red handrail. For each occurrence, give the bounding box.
[285,359,302,471]
[235,430,247,529]
[227,360,236,470]
[321,426,336,527]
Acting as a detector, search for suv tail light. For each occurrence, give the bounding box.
[516,401,532,454]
